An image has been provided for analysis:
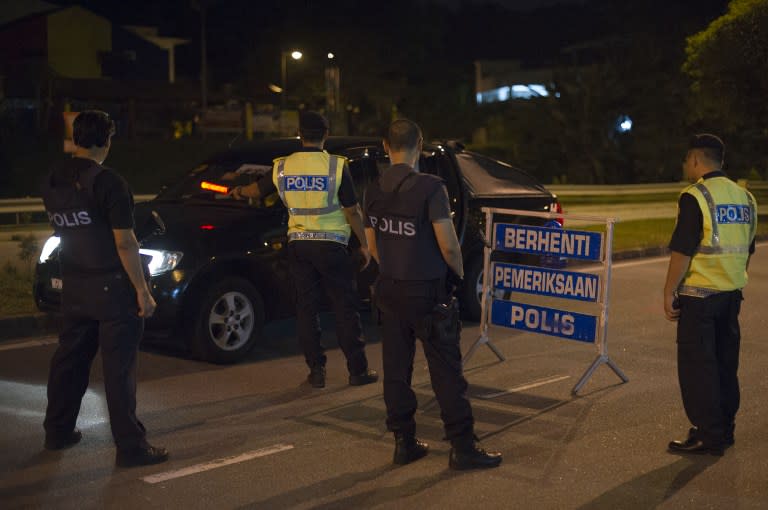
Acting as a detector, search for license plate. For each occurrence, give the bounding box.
[51,278,63,290]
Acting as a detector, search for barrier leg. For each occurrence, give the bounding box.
[606,357,629,383]
[572,355,629,395]
[462,332,505,367]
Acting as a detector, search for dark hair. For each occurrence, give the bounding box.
[299,111,329,143]
[386,119,422,152]
[73,110,115,149]
[689,133,724,165]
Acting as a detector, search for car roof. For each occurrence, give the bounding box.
[208,137,386,163]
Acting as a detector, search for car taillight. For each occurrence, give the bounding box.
[200,224,215,230]
[552,200,564,226]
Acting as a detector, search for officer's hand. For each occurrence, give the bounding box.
[228,185,244,200]
[664,292,680,321]
[138,290,157,318]
[358,246,371,271]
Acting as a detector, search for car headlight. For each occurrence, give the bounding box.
[139,249,183,276]
[39,236,61,263]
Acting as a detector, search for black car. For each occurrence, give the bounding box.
[35,137,560,363]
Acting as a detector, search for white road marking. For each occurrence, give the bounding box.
[0,405,46,419]
[611,256,669,269]
[479,375,571,399]
[0,338,58,352]
[609,241,767,270]
[142,443,295,484]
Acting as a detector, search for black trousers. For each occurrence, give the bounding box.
[376,278,474,441]
[287,240,368,374]
[43,313,148,450]
[677,290,742,446]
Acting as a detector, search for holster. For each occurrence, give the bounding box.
[431,295,462,341]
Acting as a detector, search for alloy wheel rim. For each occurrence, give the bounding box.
[208,291,254,351]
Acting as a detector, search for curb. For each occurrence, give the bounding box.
[0,313,61,342]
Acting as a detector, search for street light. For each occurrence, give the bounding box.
[325,51,340,113]
[280,50,302,110]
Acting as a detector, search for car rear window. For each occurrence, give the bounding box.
[456,152,548,197]
[157,161,279,207]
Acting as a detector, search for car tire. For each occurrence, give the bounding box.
[461,255,484,322]
[189,277,264,364]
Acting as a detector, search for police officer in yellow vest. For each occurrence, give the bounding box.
[271,111,378,388]
[664,134,757,456]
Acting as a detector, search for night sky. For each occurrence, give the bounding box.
[42,0,730,97]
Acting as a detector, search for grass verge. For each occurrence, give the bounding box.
[581,215,768,252]
[0,263,37,317]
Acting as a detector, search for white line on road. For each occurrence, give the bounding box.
[611,256,669,269]
[610,241,768,270]
[142,443,295,484]
[0,338,58,352]
[479,375,571,399]
[0,405,46,419]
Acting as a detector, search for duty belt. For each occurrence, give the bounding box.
[288,231,349,244]
[677,285,725,298]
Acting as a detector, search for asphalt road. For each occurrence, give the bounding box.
[1,251,767,509]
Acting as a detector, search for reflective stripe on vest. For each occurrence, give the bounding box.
[691,182,755,254]
[273,151,350,245]
[276,156,340,215]
[679,177,756,295]
[287,231,348,243]
[677,285,722,298]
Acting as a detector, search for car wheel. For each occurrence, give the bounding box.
[190,277,264,364]
[461,255,484,321]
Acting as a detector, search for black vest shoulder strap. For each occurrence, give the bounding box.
[77,163,104,204]
[391,171,416,194]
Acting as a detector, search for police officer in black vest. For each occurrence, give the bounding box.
[41,110,168,467]
[364,119,501,470]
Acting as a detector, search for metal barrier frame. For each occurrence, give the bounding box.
[464,206,628,395]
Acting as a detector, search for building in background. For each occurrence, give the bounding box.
[474,60,553,105]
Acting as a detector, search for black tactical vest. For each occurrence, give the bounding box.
[41,160,123,276]
[365,170,448,280]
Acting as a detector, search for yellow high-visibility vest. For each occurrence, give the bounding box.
[272,150,350,244]
[678,176,757,297]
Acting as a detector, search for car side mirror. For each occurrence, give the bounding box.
[151,210,166,235]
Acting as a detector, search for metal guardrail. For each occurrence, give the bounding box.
[1,181,766,223]
[0,195,156,224]
[548,180,767,196]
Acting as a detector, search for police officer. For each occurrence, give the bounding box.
[364,119,501,470]
[41,110,168,467]
[664,134,757,456]
[266,111,378,388]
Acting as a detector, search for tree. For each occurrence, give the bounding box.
[684,0,768,176]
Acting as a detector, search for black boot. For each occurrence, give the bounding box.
[44,428,82,451]
[393,433,429,465]
[449,436,502,470]
[307,365,326,388]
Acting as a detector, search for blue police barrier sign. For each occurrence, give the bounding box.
[491,300,597,343]
[494,223,603,261]
[492,262,600,302]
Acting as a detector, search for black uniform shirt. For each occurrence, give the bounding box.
[51,157,134,229]
[258,148,357,207]
[363,163,451,227]
[669,170,755,256]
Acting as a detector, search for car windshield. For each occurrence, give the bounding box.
[456,151,547,197]
[156,161,281,208]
